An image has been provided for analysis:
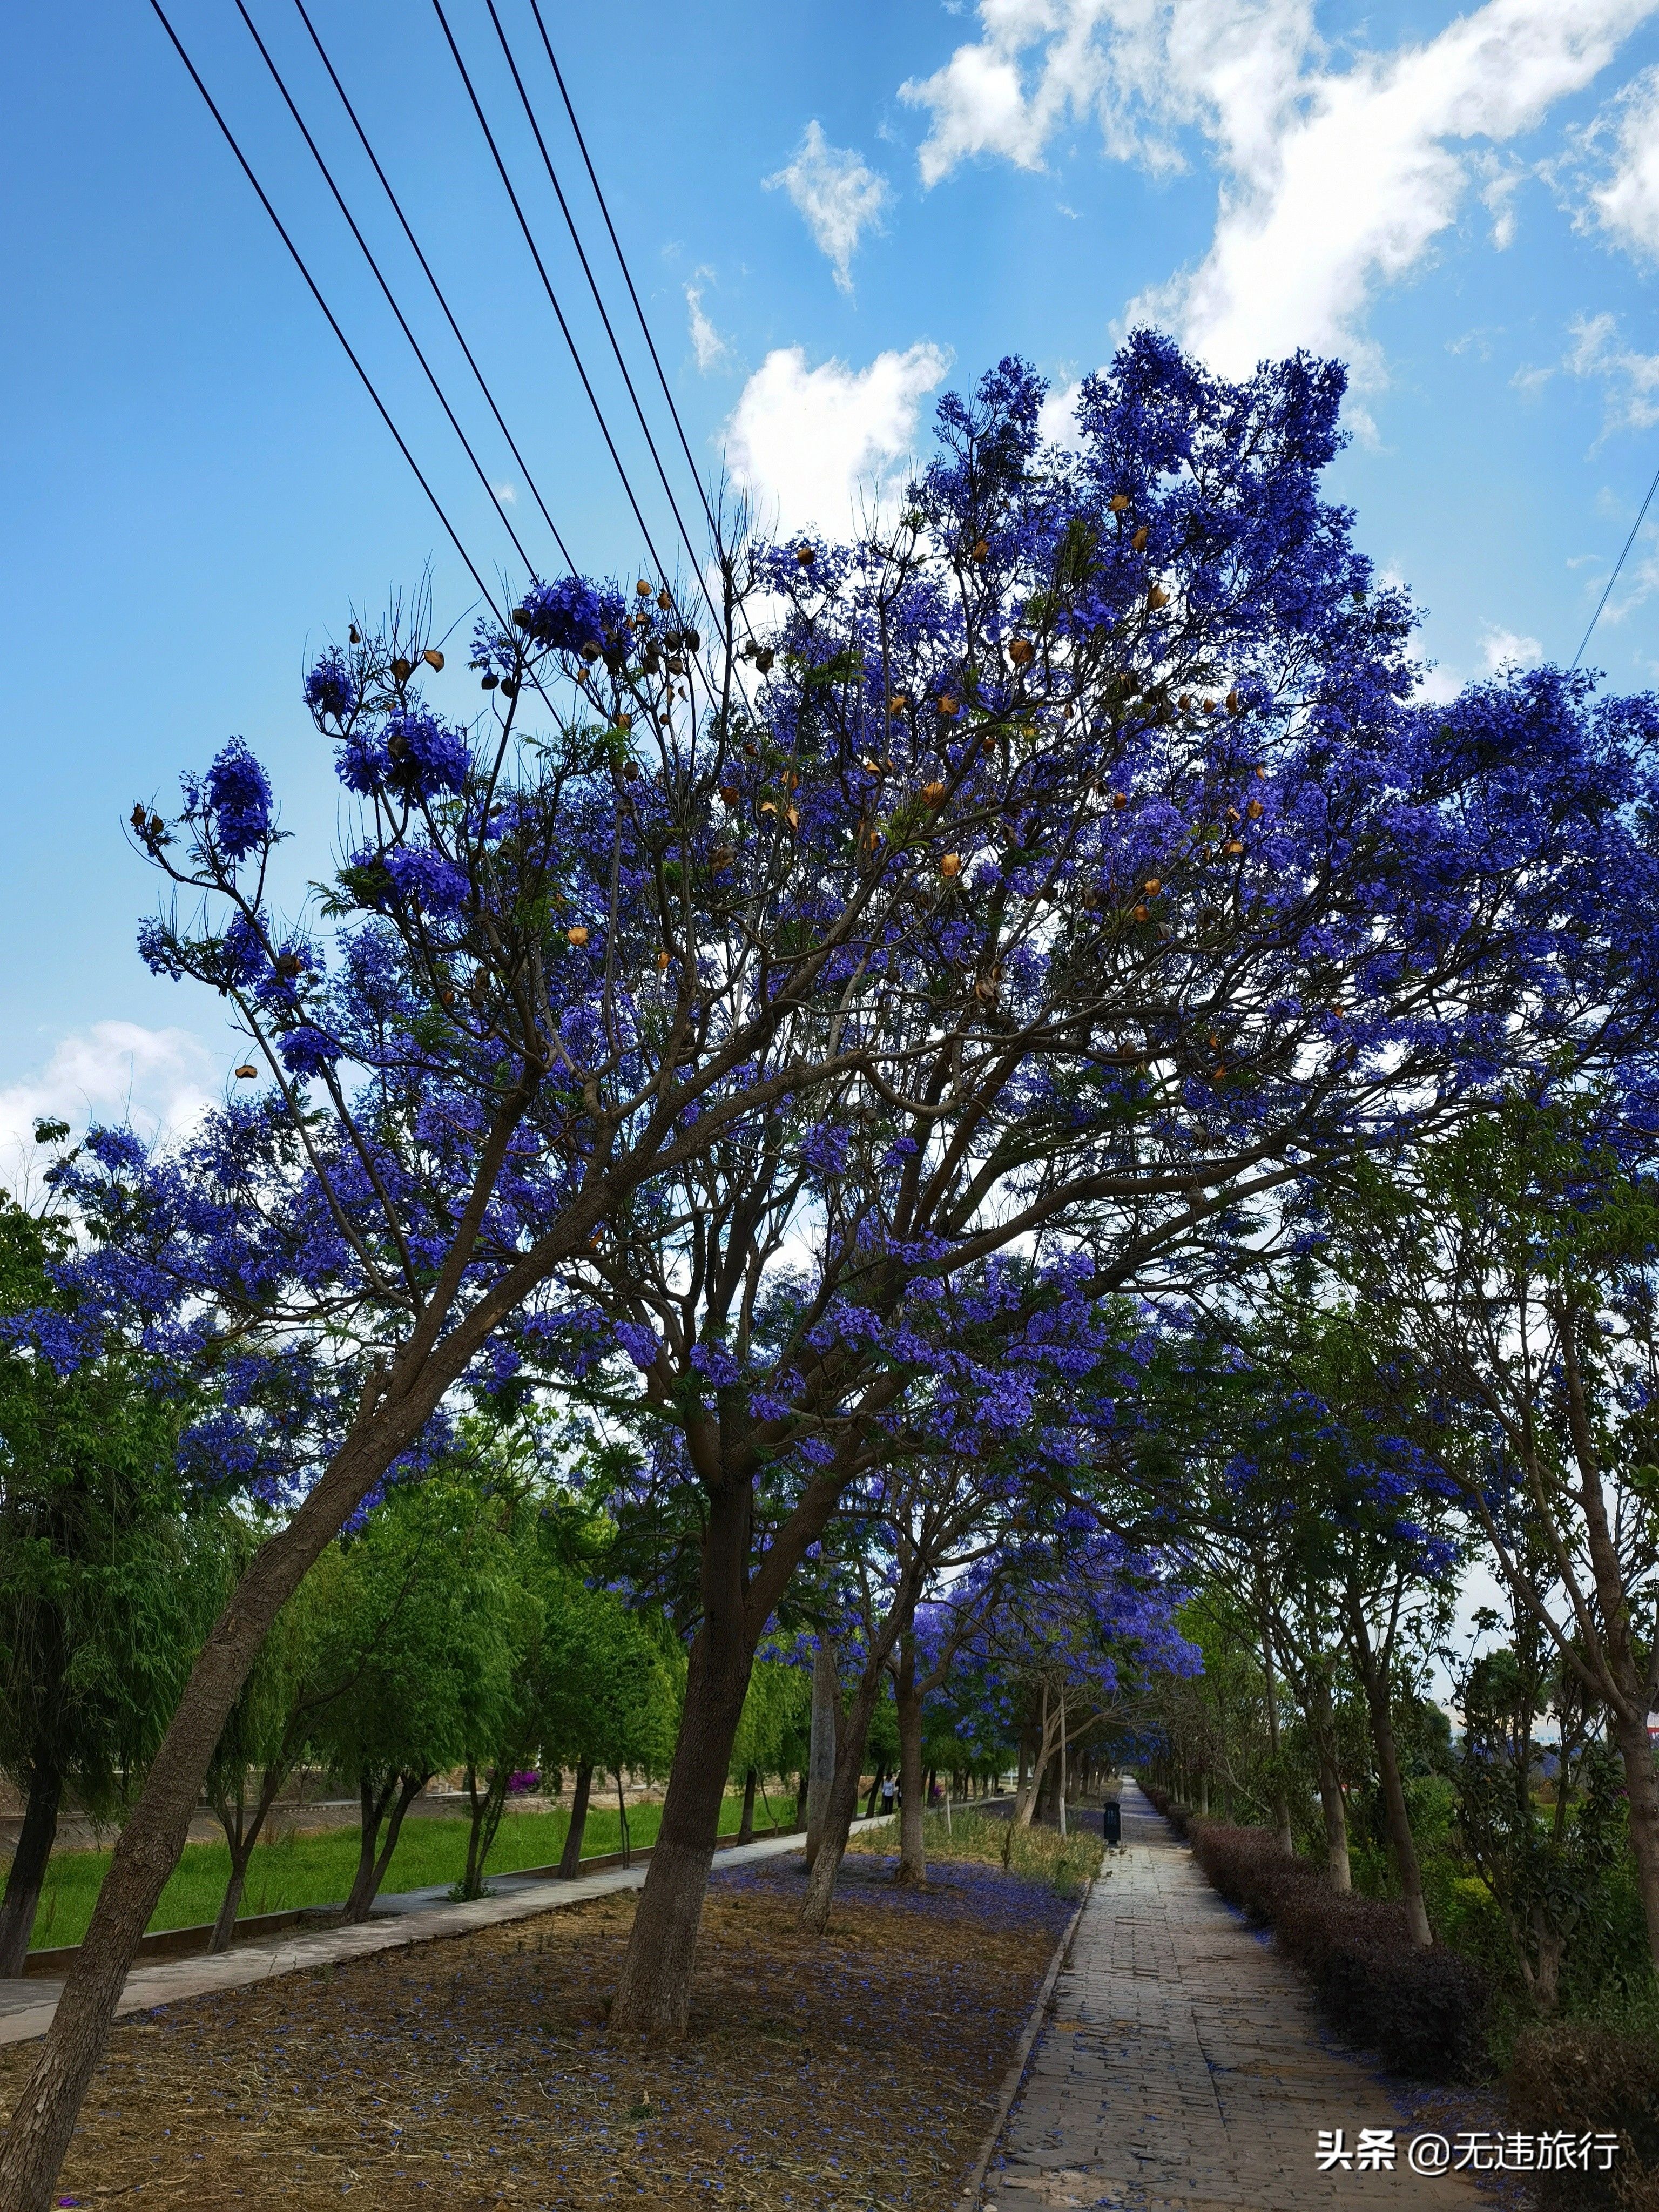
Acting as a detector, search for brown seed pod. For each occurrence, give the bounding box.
[1148,585,1169,609]
[1226,689,1240,713]
[921,781,947,807]
[1008,637,1035,668]
[637,579,653,597]
[795,544,816,565]
[1131,525,1149,551]
[390,657,413,683]
[972,537,990,562]
[657,590,673,611]
[1112,791,1129,810]
[1109,493,1131,512]
[234,1065,258,1081]
[940,853,962,878]
[1226,839,1245,854]
[567,926,590,947]
[937,694,960,718]
[422,648,445,672]
[1132,903,1149,922]
[720,784,740,805]
[1247,798,1264,819]
[481,672,499,690]
[1143,878,1161,894]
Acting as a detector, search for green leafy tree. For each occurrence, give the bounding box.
[0,1195,227,1973]
[309,1475,522,1921]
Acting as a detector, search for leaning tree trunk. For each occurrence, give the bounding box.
[344,1771,427,1924]
[0,1763,63,1979]
[557,1762,594,1877]
[894,1633,926,1885]
[611,1488,759,2036]
[0,1356,454,2212]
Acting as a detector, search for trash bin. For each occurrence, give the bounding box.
[1102,1800,1122,1848]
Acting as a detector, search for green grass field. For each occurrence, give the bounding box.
[23,1790,773,1953]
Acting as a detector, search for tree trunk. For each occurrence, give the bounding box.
[1306,1672,1352,1892]
[793,1771,808,1829]
[558,1762,593,1877]
[344,1771,425,1924]
[0,1765,62,1979]
[461,1764,511,1900]
[610,1502,757,2035]
[737,1767,757,1847]
[345,1772,400,1923]
[0,1366,453,2212]
[207,1762,287,1955]
[1348,1604,1431,1947]
[864,1764,882,1820]
[615,1772,631,1869]
[1560,1327,1659,1975]
[895,1634,926,1884]
[1260,1610,1295,1856]
[1610,1702,1659,1975]
[803,1638,838,1872]
[800,1661,887,1933]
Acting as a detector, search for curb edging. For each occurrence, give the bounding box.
[955,1860,1099,2209]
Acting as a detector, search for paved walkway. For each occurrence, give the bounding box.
[981,1784,1475,2211]
[0,1822,883,2049]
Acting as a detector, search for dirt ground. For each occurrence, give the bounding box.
[1,1853,1074,2210]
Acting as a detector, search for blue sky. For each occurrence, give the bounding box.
[4,0,1659,1162]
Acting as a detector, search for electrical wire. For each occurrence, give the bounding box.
[232,0,541,580]
[148,0,504,623]
[528,3,718,544]
[480,0,715,621]
[288,0,576,575]
[1570,453,1659,672]
[429,0,678,598]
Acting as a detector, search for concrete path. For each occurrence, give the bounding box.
[980,1784,1475,2211]
[0,1821,885,2050]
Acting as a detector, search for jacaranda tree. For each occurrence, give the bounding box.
[6,328,1659,2203]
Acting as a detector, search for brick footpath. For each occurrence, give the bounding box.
[981,1783,1475,2211]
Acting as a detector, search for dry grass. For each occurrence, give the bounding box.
[847,1808,1101,1897]
[1,1853,1073,2209]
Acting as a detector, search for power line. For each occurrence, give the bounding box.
[147,0,504,624]
[480,0,714,621]
[527,4,718,544]
[232,0,541,581]
[429,0,678,598]
[1571,453,1659,672]
[287,0,576,575]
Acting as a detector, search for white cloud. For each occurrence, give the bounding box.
[1572,64,1659,260]
[685,285,731,374]
[724,342,951,536]
[902,0,1655,378]
[1479,623,1543,671]
[0,1022,215,1199]
[493,481,518,506]
[1568,309,1659,430]
[766,122,892,292]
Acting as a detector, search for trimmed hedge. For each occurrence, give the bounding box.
[1508,2024,1659,2212]
[1182,1819,1489,2080]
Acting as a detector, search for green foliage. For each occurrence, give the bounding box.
[21,1794,757,1952]
[0,1198,232,1813]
